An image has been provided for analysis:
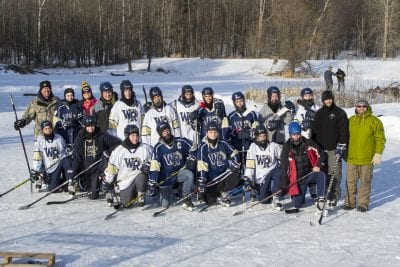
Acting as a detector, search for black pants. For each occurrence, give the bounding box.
[205,172,241,204]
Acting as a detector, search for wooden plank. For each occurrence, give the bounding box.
[0,251,55,267]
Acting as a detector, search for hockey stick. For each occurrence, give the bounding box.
[318,155,341,225]
[233,171,313,216]
[152,189,198,217]
[18,158,104,210]
[104,193,143,220]
[11,94,33,193]
[0,154,71,199]
[143,85,148,104]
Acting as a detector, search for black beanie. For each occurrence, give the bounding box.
[40,80,52,90]
[321,90,334,101]
[64,88,75,98]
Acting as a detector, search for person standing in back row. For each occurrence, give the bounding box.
[312,90,349,207]
[344,99,385,212]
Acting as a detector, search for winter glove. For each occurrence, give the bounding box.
[189,109,200,122]
[302,120,313,131]
[238,127,252,139]
[335,143,347,159]
[198,177,206,193]
[140,161,151,175]
[147,180,158,197]
[284,100,296,114]
[229,162,241,175]
[185,155,197,171]
[243,177,256,191]
[371,153,382,166]
[30,169,44,182]
[143,102,152,113]
[14,119,26,130]
[266,119,283,131]
[304,109,317,120]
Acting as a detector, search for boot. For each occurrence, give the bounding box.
[316,197,328,216]
[272,196,283,211]
[182,194,194,211]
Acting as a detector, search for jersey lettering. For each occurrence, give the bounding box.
[44,147,59,159]
[163,151,183,166]
[124,157,141,170]
[256,155,272,168]
[208,151,227,166]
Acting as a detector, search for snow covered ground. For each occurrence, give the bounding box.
[0,58,400,266]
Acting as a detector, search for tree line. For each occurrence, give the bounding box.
[0,0,399,72]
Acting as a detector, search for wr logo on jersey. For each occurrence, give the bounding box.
[124,157,141,170]
[163,151,183,166]
[256,155,272,168]
[44,147,59,159]
[208,151,227,167]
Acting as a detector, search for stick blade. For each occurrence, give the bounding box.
[152,212,162,217]
[104,214,115,220]
[233,210,244,216]
[18,205,30,210]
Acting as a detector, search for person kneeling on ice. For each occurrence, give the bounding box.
[243,124,283,210]
[280,122,327,213]
[31,120,73,192]
[102,125,153,209]
[197,121,242,207]
[147,121,197,211]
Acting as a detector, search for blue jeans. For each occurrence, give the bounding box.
[158,169,194,208]
[256,167,282,203]
[293,172,327,209]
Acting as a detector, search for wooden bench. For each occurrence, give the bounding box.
[0,251,55,267]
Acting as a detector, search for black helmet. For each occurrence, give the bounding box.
[202,87,214,95]
[40,120,53,130]
[267,86,280,100]
[300,87,313,97]
[254,124,268,137]
[150,86,163,99]
[206,121,219,132]
[82,116,97,127]
[124,124,140,138]
[120,80,133,92]
[181,85,194,95]
[232,92,244,101]
[156,121,170,136]
[100,82,113,92]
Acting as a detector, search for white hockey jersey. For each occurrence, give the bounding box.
[141,103,181,147]
[294,102,320,139]
[32,134,68,173]
[244,142,282,184]
[172,98,200,144]
[109,100,143,140]
[104,143,153,191]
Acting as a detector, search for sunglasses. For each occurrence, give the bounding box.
[356,105,367,108]
[82,90,91,94]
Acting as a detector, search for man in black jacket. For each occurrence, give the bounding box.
[72,115,121,199]
[94,81,117,133]
[312,90,349,207]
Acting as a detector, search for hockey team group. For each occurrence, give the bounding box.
[11,79,386,216]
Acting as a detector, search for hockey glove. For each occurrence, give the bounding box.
[371,153,382,166]
[143,102,152,113]
[14,119,26,130]
[63,119,74,128]
[266,119,283,131]
[101,180,114,193]
[147,181,158,197]
[214,101,225,119]
[140,161,151,175]
[229,162,241,175]
[243,177,255,191]
[185,155,197,171]
[302,120,313,131]
[189,109,200,122]
[198,177,206,193]
[304,109,317,120]
[284,100,296,114]
[335,143,347,159]
[30,169,44,182]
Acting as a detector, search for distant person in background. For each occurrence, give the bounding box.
[324,66,336,91]
[54,88,82,148]
[336,68,346,92]
[14,80,60,140]
[344,99,386,212]
[80,81,97,116]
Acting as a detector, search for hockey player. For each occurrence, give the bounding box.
[280,122,327,213]
[141,87,181,147]
[94,81,117,133]
[147,121,196,210]
[14,80,60,140]
[103,125,152,208]
[172,85,200,144]
[197,121,241,206]
[72,116,121,199]
[54,88,82,148]
[189,87,229,141]
[109,80,143,140]
[31,120,73,192]
[312,90,349,207]
[228,92,257,163]
[80,81,97,116]
[294,87,320,139]
[258,86,294,145]
[243,124,282,209]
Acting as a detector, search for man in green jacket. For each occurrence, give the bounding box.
[14,80,60,140]
[344,99,386,212]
